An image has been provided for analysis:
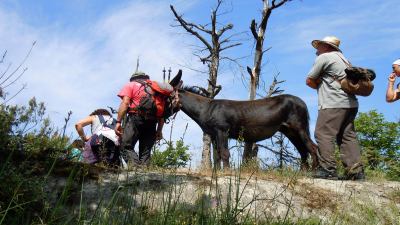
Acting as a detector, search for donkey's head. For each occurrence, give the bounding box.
[163,70,183,120]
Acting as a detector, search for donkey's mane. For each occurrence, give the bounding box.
[182,85,210,98]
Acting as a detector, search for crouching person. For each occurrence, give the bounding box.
[75,108,120,166]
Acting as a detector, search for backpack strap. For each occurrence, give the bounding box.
[98,115,115,129]
[98,114,106,125]
[333,53,352,81]
[128,80,153,112]
[335,52,352,67]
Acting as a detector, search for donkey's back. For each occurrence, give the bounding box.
[206,94,310,142]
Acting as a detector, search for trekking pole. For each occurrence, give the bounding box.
[168,67,171,82]
[163,67,166,83]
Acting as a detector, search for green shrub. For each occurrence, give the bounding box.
[151,139,191,168]
[355,110,400,181]
[0,98,70,224]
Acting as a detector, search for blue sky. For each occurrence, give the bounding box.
[1,0,400,166]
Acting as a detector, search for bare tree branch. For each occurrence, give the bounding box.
[3,84,27,104]
[220,31,248,45]
[262,46,272,54]
[176,62,208,75]
[250,20,258,39]
[170,5,213,52]
[207,79,222,97]
[217,23,234,36]
[266,75,285,97]
[219,43,242,52]
[2,67,28,89]
[0,41,35,86]
[0,63,12,80]
[257,144,298,160]
[271,0,291,9]
[185,22,212,35]
[0,50,6,64]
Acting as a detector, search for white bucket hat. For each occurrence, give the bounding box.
[311,36,341,52]
[392,59,400,65]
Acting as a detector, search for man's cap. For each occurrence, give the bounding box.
[311,36,341,52]
[130,71,149,81]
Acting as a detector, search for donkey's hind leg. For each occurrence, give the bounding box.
[296,130,319,170]
[280,126,310,170]
[282,125,318,170]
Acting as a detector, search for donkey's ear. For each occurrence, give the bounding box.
[169,69,182,87]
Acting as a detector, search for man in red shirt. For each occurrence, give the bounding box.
[115,71,165,166]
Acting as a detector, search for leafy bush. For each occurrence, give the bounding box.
[151,139,191,168]
[0,98,70,224]
[355,110,400,180]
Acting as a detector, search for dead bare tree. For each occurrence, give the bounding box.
[243,0,292,162]
[170,0,242,170]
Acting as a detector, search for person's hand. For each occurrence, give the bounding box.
[155,130,163,141]
[80,135,90,142]
[115,123,123,137]
[389,73,396,83]
[84,135,90,142]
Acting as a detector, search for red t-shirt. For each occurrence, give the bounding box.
[117,81,147,109]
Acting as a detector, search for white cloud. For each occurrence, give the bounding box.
[2,0,400,167]
[0,0,208,165]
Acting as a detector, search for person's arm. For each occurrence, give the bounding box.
[115,96,130,136]
[306,55,324,89]
[155,118,165,141]
[306,77,321,89]
[386,73,399,102]
[75,116,94,142]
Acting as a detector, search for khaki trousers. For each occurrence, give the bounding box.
[315,108,363,173]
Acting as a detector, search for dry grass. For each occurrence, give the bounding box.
[294,182,340,211]
[388,188,400,204]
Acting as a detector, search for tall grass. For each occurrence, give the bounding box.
[0,134,398,224]
[2,153,400,224]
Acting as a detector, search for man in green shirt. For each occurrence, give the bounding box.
[306,36,364,180]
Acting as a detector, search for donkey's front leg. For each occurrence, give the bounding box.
[215,130,230,170]
[211,138,222,170]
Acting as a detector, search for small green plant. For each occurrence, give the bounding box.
[151,139,191,168]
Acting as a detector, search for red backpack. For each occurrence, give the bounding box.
[131,80,174,118]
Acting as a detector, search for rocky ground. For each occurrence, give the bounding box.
[46,168,400,224]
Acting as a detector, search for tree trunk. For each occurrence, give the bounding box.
[200,133,212,170]
[244,70,259,163]
[170,1,239,170]
[243,0,273,163]
[200,52,220,169]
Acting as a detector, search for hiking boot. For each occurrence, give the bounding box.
[313,167,338,180]
[339,171,365,181]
